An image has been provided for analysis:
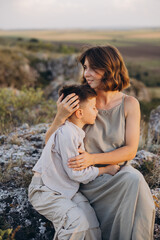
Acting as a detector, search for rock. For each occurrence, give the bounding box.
[34,54,81,87]
[0,124,159,239]
[151,188,160,240]
[20,123,30,130]
[0,135,7,145]
[0,123,54,239]
[131,151,160,239]
[44,75,151,102]
[131,150,160,167]
[44,75,80,100]
[0,187,54,240]
[147,105,160,150]
[123,78,151,102]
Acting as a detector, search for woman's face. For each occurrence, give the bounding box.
[83,58,105,90]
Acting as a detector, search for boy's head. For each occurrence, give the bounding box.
[59,84,98,125]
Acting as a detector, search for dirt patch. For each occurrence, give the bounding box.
[127,32,160,39]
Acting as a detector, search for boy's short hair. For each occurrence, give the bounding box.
[59,84,97,103]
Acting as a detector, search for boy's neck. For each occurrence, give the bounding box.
[68,118,84,129]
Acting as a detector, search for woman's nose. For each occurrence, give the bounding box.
[84,68,91,77]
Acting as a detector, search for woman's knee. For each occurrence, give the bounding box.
[121,168,144,188]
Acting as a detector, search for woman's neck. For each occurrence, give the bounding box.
[96,90,122,109]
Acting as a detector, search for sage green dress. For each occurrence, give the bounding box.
[80,94,155,240]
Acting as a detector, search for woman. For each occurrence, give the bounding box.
[45,46,155,240]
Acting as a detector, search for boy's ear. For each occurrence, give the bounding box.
[75,109,83,119]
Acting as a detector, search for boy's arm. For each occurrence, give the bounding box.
[57,129,99,184]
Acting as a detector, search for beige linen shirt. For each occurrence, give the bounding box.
[32,120,99,199]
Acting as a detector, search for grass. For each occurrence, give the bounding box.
[0,87,57,135]
[135,159,160,188]
[148,88,160,99]
[140,98,160,122]
[126,61,160,87]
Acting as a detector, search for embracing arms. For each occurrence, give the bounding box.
[68,96,141,170]
[54,126,120,183]
[45,93,140,171]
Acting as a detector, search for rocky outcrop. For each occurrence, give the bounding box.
[123,78,151,102]
[0,49,152,103]
[0,123,54,240]
[0,188,54,240]
[147,105,160,151]
[44,75,78,100]
[0,50,81,90]
[32,54,81,88]
[0,123,159,239]
[131,150,160,167]
[44,76,151,102]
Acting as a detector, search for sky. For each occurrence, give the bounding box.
[0,0,160,30]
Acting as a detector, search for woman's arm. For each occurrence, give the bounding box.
[68,96,140,170]
[45,93,79,144]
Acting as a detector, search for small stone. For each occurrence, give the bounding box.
[13,167,21,172]
[0,135,7,144]
[20,123,29,130]
[25,219,32,226]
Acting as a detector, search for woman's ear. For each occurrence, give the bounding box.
[75,109,83,119]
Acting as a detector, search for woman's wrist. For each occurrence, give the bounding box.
[91,153,97,166]
[53,114,65,127]
[45,115,65,144]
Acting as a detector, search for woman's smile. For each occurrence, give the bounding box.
[87,80,94,85]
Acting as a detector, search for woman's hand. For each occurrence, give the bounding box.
[45,93,79,144]
[68,148,94,171]
[56,93,80,123]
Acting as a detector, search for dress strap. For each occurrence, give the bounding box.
[121,94,126,119]
[122,94,126,102]
[122,94,126,109]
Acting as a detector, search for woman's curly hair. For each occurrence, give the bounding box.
[79,45,130,91]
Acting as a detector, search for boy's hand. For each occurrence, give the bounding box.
[104,165,120,176]
[98,165,120,176]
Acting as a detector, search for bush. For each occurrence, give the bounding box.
[0,48,37,89]
[135,160,160,188]
[140,98,160,122]
[127,63,160,87]
[0,87,56,134]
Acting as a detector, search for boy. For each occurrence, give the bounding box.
[28,84,120,240]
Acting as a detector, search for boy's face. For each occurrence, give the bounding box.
[80,97,98,125]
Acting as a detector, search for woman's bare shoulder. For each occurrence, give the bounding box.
[123,94,140,116]
[124,94,139,105]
